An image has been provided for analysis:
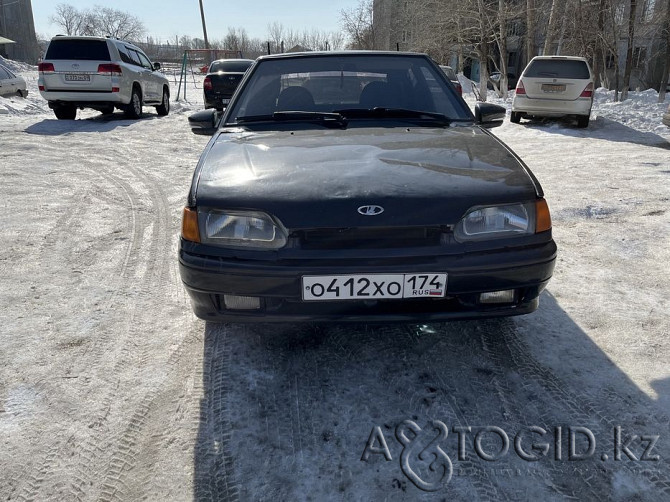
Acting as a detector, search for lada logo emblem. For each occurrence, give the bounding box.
[358,205,384,216]
[72,63,80,69]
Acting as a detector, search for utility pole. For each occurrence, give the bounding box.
[198,0,210,49]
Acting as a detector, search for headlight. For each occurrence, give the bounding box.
[454,203,535,241]
[202,210,287,249]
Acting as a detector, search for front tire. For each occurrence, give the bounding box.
[510,111,521,123]
[156,87,170,116]
[125,86,143,119]
[54,106,77,120]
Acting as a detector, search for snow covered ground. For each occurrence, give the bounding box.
[1,61,670,501]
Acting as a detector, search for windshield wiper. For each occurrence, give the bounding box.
[334,107,463,125]
[236,111,348,128]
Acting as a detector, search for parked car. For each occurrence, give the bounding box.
[203,58,254,110]
[181,51,556,322]
[440,65,462,96]
[488,71,518,90]
[0,63,27,98]
[38,35,170,120]
[663,103,670,127]
[511,55,594,128]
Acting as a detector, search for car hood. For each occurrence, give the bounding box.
[194,126,540,228]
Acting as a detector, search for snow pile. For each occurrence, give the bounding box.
[593,87,669,135]
[0,55,36,73]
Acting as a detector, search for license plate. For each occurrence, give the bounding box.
[302,273,447,301]
[65,74,90,82]
[541,84,565,93]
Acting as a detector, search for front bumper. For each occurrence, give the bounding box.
[512,95,592,117]
[179,239,557,322]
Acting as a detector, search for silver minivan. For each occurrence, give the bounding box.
[38,36,170,120]
[511,56,594,128]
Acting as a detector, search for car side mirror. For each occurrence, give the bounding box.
[189,109,219,135]
[152,62,161,71]
[474,102,506,129]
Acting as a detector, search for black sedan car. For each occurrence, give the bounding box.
[180,51,556,322]
[203,58,254,110]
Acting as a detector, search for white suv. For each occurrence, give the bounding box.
[511,56,594,128]
[38,36,170,120]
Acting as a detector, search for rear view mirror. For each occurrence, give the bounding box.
[189,109,219,135]
[474,102,506,128]
[152,62,161,71]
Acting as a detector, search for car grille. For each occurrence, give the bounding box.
[296,226,444,250]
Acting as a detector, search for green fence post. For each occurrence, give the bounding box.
[176,51,187,101]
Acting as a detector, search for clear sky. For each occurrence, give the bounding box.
[30,0,362,43]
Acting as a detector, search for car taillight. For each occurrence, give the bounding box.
[580,83,593,98]
[97,63,122,75]
[38,62,55,73]
[456,84,462,96]
[204,76,212,91]
[515,80,526,95]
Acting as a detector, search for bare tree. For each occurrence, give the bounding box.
[267,22,285,53]
[543,0,564,54]
[92,6,145,40]
[495,0,509,97]
[340,0,375,49]
[329,31,346,51]
[49,3,145,41]
[49,3,88,36]
[659,0,670,102]
[621,0,637,100]
[526,0,536,63]
[222,27,250,53]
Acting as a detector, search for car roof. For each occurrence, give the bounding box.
[50,35,112,42]
[211,58,254,63]
[529,55,589,62]
[255,50,429,62]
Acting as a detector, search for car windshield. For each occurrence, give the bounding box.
[209,60,253,73]
[225,54,471,125]
[524,59,590,79]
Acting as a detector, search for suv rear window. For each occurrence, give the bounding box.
[209,60,253,73]
[524,60,590,79]
[45,39,111,61]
